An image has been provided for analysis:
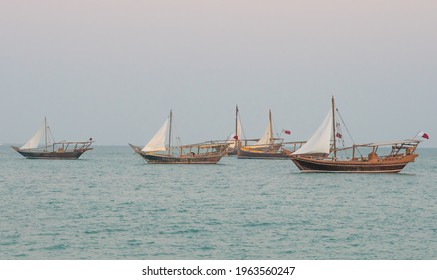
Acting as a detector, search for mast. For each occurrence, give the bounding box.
[331,96,337,159]
[168,110,172,156]
[269,109,273,143]
[235,105,239,147]
[44,116,48,152]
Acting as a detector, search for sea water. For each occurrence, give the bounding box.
[0,145,436,259]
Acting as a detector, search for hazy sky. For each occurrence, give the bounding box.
[1,0,436,146]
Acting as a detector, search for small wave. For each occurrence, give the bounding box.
[0,241,17,246]
[127,239,142,246]
[159,228,206,235]
[84,228,127,235]
[199,245,216,250]
[145,208,168,212]
[43,244,68,251]
[242,222,273,227]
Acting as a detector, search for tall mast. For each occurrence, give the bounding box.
[168,110,172,156]
[235,105,239,147]
[269,109,273,143]
[331,96,337,159]
[44,116,48,152]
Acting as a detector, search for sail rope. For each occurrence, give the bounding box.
[47,126,56,145]
[271,118,280,141]
[238,112,247,140]
[336,108,363,158]
[171,117,183,155]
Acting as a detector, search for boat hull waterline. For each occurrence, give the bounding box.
[237,147,290,159]
[11,146,92,160]
[139,153,223,164]
[129,144,224,164]
[290,154,418,173]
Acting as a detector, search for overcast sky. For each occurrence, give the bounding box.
[1,0,436,147]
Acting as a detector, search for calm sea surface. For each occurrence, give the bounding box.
[0,145,436,259]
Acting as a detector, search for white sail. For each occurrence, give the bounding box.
[254,125,272,146]
[142,118,169,152]
[254,110,273,146]
[292,109,333,155]
[20,123,45,149]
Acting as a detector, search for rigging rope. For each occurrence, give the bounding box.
[336,108,363,158]
[47,126,56,145]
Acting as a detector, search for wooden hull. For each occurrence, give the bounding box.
[290,154,418,173]
[238,152,289,159]
[139,153,223,164]
[12,146,92,160]
[237,148,289,159]
[128,143,142,153]
[130,144,224,164]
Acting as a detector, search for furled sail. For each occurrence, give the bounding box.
[236,112,244,140]
[237,112,243,140]
[227,110,245,148]
[142,118,169,152]
[20,123,45,149]
[292,109,333,155]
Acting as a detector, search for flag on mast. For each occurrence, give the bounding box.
[418,130,429,139]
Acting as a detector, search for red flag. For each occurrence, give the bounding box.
[233,135,239,140]
[283,130,291,135]
[418,131,429,139]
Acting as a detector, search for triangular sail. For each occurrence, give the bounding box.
[292,109,333,155]
[254,110,273,146]
[20,123,45,149]
[142,118,169,152]
[254,124,273,146]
